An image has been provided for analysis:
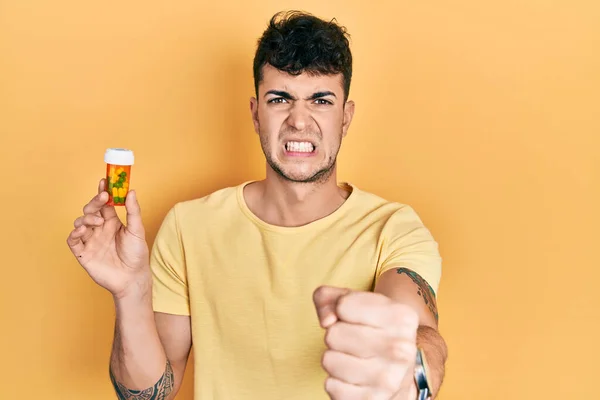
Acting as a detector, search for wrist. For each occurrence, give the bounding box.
[113,280,154,325]
[113,271,152,303]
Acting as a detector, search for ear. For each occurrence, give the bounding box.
[250,97,260,134]
[342,100,355,138]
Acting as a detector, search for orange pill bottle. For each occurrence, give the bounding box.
[104,148,134,206]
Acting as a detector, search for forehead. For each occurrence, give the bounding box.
[259,64,344,96]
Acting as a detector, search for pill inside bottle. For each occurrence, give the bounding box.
[104,148,134,206]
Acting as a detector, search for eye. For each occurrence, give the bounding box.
[268,97,288,104]
[314,98,333,105]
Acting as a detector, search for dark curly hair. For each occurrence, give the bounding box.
[253,11,353,101]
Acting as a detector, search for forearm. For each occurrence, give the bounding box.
[109,278,175,399]
[395,325,447,400]
[374,269,448,399]
[415,325,447,398]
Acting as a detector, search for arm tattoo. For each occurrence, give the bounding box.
[396,268,439,322]
[109,360,174,400]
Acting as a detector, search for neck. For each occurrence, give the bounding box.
[244,167,350,227]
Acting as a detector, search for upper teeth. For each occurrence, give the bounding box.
[286,141,314,152]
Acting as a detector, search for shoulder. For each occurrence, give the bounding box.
[175,184,239,215]
[159,182,246,229]
[346,183,423,225]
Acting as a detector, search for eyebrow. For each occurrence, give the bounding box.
[265,90,295,100]
[307,91,337,100]
[264,90,337,101]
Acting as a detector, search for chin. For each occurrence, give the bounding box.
[266,151,337,184]
[274,165,335,184]
[281,173,317,183]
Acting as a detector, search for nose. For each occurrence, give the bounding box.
[285,102,310,131]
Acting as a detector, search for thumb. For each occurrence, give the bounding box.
[125,190,145,239]
[313,286,351,328]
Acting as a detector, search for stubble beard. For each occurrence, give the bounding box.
[259,127,341,185]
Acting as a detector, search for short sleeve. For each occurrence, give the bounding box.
[150,205,190,316]
[376,206,442,295]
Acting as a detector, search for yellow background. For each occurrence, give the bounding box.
[1,1,598,399]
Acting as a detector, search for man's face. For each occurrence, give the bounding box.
[250,64,355,183]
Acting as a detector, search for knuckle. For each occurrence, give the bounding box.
[324,382,332,397]
[324,378,341,398]
[324,377,333,395]
[313,286,326,303]
[389,338,415,361]
[321,350,335,372]
[75,216,87,228]
[324,323,345,349]
[320,350,329,370]
[77,215,92,227]
[335,293,352,314]
[324,327,335,348]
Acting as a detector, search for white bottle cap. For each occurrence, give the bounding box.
[104,148,135,165]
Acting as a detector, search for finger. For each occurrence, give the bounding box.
[67,226,86,256]
[74,214,104,229]
[322,350,407,395]
[83,190,111,216]
[98,178,118,220]
[337,292,419,334]
[313,286,351,328]
[93,178,108,209]
[97,178,104,194]
[325,322,393,359]
[125,190,145,239]
[324,377,378,400]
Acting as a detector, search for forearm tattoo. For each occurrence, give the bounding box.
[109,360,174,400]
[396,268,439,322]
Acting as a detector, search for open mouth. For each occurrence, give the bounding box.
[284,141,316,153]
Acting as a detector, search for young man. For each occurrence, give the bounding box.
[67,11,448,400]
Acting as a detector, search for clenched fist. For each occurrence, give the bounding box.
[313,286,419,400]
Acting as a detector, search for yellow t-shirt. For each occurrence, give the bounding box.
[150,181,442,400]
